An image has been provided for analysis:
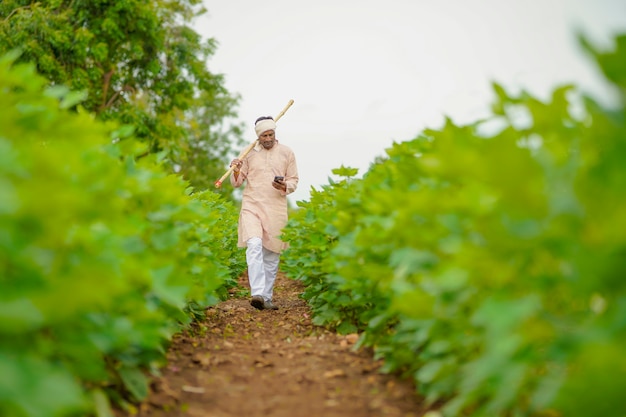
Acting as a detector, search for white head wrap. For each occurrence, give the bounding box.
[254,119,277,137]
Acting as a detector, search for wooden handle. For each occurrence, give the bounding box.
[214,140,258,187]
[274,99,294,123]
[215,99,294,188]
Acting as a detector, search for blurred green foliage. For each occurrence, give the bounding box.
[0,51,245,416]
[0,0,245,194]
[282,34,626,416]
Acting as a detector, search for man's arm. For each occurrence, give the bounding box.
[282,151,299,195]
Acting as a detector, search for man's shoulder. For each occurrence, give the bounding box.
[277,142,295,153]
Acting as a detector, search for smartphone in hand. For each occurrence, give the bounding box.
[274,176,284,183]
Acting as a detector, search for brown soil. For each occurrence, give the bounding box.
[126,272,431,417]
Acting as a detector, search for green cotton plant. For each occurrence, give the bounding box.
[545,34,626,417]
[282,32,626,417]
[0,52,244,417]
[281,166,371,333]
[342,87,622,416]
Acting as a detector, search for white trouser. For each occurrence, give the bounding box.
[246,237,280,302]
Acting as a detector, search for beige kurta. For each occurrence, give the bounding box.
[230,140,299,253]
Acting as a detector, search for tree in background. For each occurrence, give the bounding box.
[0,0,243,194]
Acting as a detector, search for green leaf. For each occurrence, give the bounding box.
[0,299,44,333]
[118,366,149,401]
[59,90,88,109]
[331,165,359,177]
[91,389,115,417]
[336,321,358,335]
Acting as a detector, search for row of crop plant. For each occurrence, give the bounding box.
[0,52,246,417]
[281,34,626,417]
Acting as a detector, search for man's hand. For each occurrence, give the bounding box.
[230,159,243,172]
[272,177,287,192]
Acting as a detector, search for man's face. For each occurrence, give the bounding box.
[259,130,276,149]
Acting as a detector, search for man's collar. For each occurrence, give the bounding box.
[254,140,279,152]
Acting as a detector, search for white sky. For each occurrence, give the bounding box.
[194,0,626,204]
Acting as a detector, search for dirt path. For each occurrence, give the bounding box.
[129,272,429,417]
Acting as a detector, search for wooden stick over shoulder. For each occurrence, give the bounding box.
[215,99,294,188]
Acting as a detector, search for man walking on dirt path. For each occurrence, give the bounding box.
[229,115,299,311]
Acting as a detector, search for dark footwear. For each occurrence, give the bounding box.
[263,300,279,310]
[250,295,265,310]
